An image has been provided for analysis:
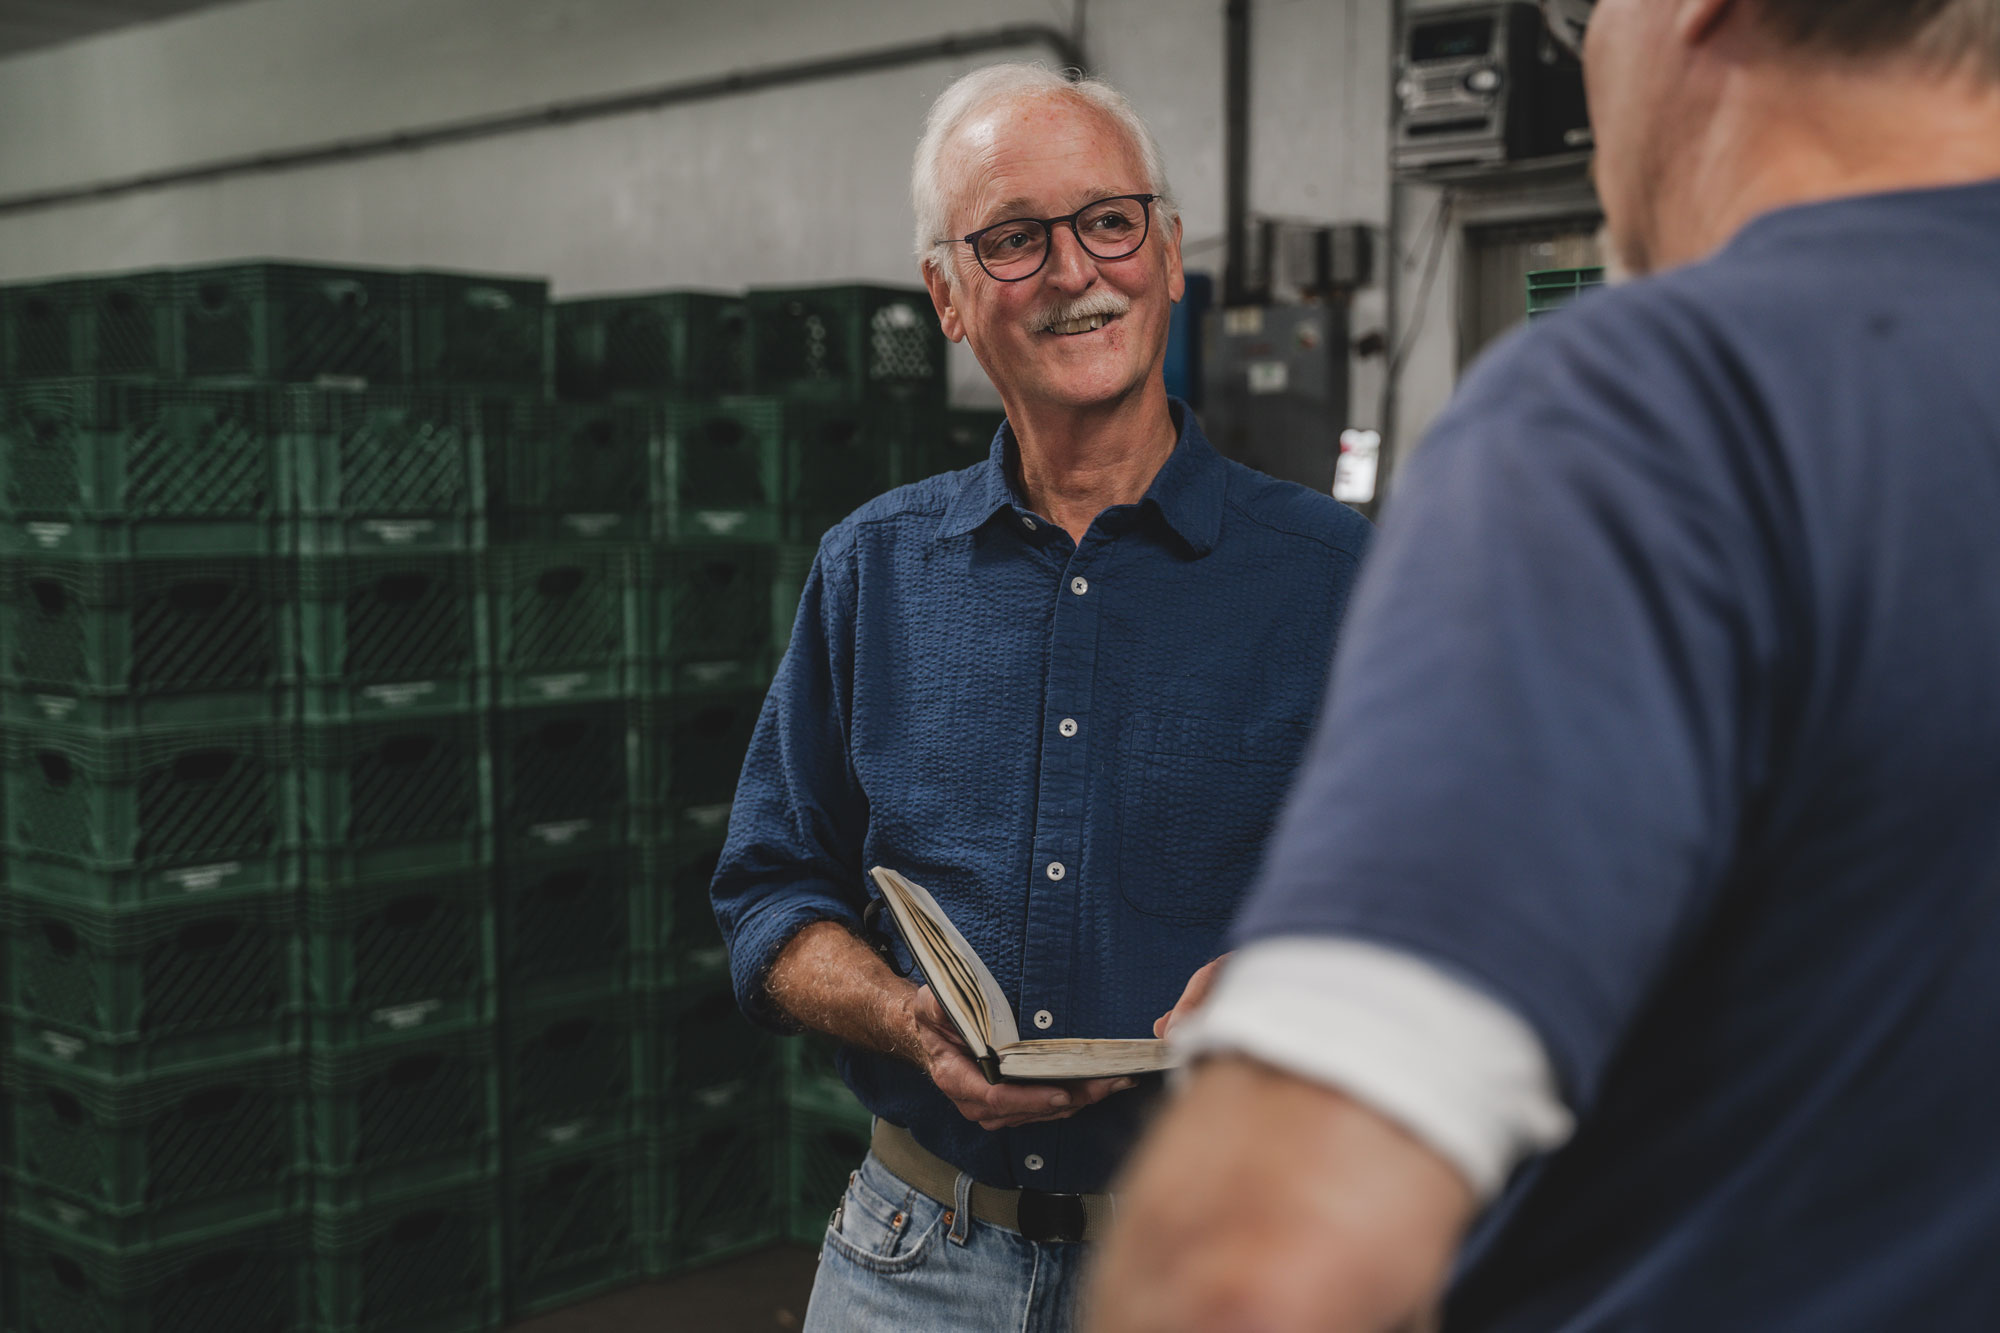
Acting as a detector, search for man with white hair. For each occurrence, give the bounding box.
[1088,0,2000,1328]
[710,63,1371,1330]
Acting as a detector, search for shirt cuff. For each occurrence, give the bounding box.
[1169,937,1575,1200]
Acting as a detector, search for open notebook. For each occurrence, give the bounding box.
[869,866,1181,1084]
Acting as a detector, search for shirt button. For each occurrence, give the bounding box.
[1046,861,1065,881]
[1025,1154,1045,1171]
[1070,576,1088,596]
[1022,516,1038,532]
[1058,718,1078,738]
[1034,1009,1054,1029]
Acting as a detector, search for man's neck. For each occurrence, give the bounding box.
[1655,55,2000,272]
[1006,390,1180,545]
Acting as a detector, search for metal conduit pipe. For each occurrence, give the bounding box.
[0,23,1089,219]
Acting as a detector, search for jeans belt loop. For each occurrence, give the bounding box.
[949,1170,975,1247]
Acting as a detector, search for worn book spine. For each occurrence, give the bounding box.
[977,1053,1003,1085]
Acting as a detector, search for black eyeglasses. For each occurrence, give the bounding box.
[940,193,1160,282]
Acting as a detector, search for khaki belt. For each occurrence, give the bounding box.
[869,1119,1116,1245]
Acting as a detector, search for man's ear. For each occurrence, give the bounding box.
[1677,0,1737,44]
[923,259,967,344]
[1165,213,1186,305]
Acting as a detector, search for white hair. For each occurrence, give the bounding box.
[911,63,1180,286]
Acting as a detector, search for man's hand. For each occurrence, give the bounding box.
[1083,1056,1474,1333]
[906,985,1136,1131]
[1154,952,1231,1038]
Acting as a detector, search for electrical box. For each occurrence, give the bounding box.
[1199,302,1350,499]
[1394,1,1591,177]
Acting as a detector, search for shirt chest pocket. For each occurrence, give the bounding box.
[1114,712,1311,923]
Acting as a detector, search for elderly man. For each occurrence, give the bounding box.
[1090,0,2000,1330]
[709,63,1370,1330]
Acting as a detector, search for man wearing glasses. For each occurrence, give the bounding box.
[710,62,1371,1331]
[1090,0,2000,1328]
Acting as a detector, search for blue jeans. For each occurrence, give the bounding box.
[801,1150,1088,1333]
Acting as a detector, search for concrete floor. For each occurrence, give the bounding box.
[508,1244,822,1333]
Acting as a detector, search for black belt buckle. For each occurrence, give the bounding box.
[1016,1189,1088,1244]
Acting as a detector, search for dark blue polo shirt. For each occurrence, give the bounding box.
[1240,180,2000,1329]
[713,401,1371,1192]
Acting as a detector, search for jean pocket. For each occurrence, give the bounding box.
[1116,712,1310,922]
[822,1157,947,1275]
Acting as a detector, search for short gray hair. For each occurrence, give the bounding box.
[1757,0,2000,73]
[911,63,1179,284]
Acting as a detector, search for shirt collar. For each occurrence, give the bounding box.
[935,396,1226,556]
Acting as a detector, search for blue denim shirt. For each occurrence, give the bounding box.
[712,401,1371,1192]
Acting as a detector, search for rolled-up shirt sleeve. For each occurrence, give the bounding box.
[711,531,872,1032]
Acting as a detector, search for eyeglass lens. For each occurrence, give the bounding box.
[976,197,1151,278]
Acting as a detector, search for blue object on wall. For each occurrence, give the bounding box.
[1165,272,1214,407]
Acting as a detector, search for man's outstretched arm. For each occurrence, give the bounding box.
[1085,1055,1473,1333]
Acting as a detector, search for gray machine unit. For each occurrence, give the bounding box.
[1201,302,1349,499]
[1394,1,1591,176]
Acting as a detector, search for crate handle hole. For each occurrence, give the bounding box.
[177,917,242,951]
[379,734,439,766]
[699,562,740,589]
[387,1052,446,1087]
[47,1255,87,1292]
[173,750,237,784]
[321,280,368,310]
[543,1016,594,1051]
[186,1251,248,1285]
[703,419,745,447]
[35,752,73,786]
[197,281,231,312]
[46,1089,85,1125]
[36,919,79,958]
[105,290,139,316]
[392,1210,447,1244]
[28,579,68,616]
[374,572,433,604]
[535,719,589,751]
[23,296,58,322]
[821,421,861,448]
[536,566,586,599]
[549,1160,593,1190]
[182,1084,247,1119]
[381,893,441,928]
[167,579,233,614]
[537,869,588,901]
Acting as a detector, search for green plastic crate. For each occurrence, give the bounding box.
[0,556,296,729]
[0,381,287,558]
[7,1211,305,1333]
[785,1104,871,1246]
[746,284,946,404]
[784,1034,865,1125]
[933,408,1004,479]
[303,865,496,1046]
[3,724,297,905]
[4,1048,303,1247]
[648,977,785,1118]
[481,397,655,543]
[408,270,549,390]
[308,1173,504,1333]
[176,260,409,384]
[632,834,729,987]
[489,703,632,860]
[502,1134,644,1318]
[1,272,176,380]
[296,552,487,719]
[782,399,933,539]
[1526,266,1606,320]
[642,544,774,694]
[656,398,783,544]
[298,713,488,879]
[284,386,483,554]
[486,545,642,706]
[497,849,633,1007]
[304,1019,500,1188]
[4,886,300,1076]
[769,544,813,663]
[502,989,640,1156]
[554,291,747,400]
[645,1114,783,1274]
[631,687,764,833]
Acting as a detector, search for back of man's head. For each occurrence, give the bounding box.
[1750,0,1999,73]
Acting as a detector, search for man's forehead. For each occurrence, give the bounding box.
[943,95,1144,227]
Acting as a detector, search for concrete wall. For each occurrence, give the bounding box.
[0,0,1463,454]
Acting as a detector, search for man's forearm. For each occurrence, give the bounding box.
[765,919,924,1065]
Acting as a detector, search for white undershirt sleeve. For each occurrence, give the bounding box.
[1168,937,1576,1200]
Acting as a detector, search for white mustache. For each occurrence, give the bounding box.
[1027,291,1132,333]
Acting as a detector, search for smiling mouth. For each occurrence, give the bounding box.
[1045,313,1115,336]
